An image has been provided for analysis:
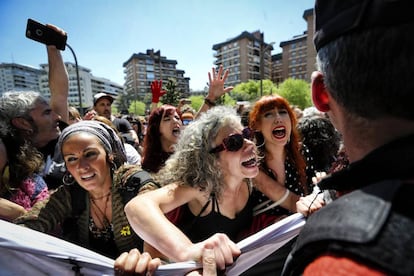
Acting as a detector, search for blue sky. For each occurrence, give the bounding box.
[0,0,313,91]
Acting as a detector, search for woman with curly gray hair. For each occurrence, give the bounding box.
[125,105,259,270]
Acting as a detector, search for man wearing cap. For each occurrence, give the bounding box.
[282,0,414,275]
[93,92,139,147]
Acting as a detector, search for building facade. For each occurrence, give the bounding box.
[276,8,316,83]
[271,53,283,85]
[0,63,42,95]
[212,30,273,88]
[0,62,123,112]
[40,62,123,110]
[123,49,190,100]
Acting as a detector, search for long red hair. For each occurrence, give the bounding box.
[141,105,179,173]
[249,95,308,193]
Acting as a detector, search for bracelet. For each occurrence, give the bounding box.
[204,97,216,107]
[253,189,290,216]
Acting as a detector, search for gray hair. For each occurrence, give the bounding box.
[156,105,242,199]
[58,120,127,168]
[0,91,47,138]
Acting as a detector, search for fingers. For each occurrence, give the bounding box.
[202,244,217,276]
[312,171,327,184]
[206,233,240,270]
[114,249,161,275]
[114,248,141,273]
[296,194,325,216]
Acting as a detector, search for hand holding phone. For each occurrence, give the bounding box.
[26,19,67,50]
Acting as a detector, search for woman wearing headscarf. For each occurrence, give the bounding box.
[14,120,157,259]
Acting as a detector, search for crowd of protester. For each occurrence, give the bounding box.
[1,0,413,275]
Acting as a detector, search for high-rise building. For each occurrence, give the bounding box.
[276,8,316,83]
[123,49,190,100]
[0,61,123,112]
[40,62,123,110]
[0,63,42,95]
[212,30,273,88]
[271,53,283,85]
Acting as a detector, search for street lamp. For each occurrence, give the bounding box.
[260,42,275,97]
[66,43,83,114]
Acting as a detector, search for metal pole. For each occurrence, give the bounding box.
[260,43,264,97]
[66,43,83,114]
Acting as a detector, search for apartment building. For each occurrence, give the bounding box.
[277,8,316,83]
[40,62,123,110]
[212,30,273,88]
[271,53,283,85]
[0,63,42,95]
[0,61,122,112]
[123,49,190,99]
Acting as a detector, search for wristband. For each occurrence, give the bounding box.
[204,98,216,107]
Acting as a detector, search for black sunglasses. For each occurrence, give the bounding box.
[210,127,253,154]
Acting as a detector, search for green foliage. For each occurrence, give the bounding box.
[128,100,146,115]
[231,80,260,101]
[189,95,204,111]
[161,78,181,106]
[111,105,118,115]
[231,79,278,101]
[277,78,312,109]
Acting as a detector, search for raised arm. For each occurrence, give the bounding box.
[195,65,233,118]
[46,24,69,123]
[149,80,166,112]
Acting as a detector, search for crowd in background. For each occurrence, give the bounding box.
[2,0,413,275]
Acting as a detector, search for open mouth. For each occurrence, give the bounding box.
[241,154,257,168]
[172,127,181,137]
[272,126,286,139]
[81,173,95,181]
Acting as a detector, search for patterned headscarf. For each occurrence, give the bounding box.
[57,120,127,167]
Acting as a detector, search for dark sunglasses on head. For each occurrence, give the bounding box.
[210,127,253,154]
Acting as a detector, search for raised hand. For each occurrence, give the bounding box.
[207,65,234,100]
[150,80,166,103]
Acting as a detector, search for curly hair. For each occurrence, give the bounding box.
[0,92,46,192]
[141,105,179,173]
[0,92,47,139]
[297,115,341,172]
[248,95,308,192]
[155,106,242,199]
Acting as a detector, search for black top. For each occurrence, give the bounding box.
[167,185,253,243]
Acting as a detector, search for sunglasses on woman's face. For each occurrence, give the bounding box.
[210,127,253,154]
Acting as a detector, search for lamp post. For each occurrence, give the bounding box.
[66,43,83,114]
[260,42,275,97]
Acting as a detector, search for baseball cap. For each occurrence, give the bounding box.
[94,93,114,106]
[181,112,194,126]
[314,0,412,52]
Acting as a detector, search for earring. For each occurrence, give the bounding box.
[110,161,118,174]
[62,172,75,185]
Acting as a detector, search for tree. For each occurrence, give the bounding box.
[161,77,181,106]
[231,80,278,101]
[231,80,259,101]
[278,78,312,110]
[128,100,146,116]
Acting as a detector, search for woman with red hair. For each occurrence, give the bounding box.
[141,105,182,174]
[243,95,315,275]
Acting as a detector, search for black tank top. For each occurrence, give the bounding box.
[167,185,253,243]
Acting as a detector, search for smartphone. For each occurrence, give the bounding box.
[25,18,67,50]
